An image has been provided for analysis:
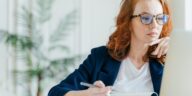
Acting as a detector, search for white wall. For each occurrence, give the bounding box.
[0,0,7,94]
[80,0,121,54]
[0,0,10,95]
[171,0,192,31]
[185,0,192,31]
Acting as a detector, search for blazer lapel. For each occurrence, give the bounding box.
[97,55,121,86]
[149,59,164,94]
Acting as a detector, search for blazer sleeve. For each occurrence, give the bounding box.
[48,48,99,96]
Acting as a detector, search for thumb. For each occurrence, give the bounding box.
[93,80,105,88]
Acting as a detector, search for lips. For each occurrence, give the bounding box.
[147,32,158,36]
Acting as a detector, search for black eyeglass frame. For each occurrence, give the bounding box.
[131,13,169,25]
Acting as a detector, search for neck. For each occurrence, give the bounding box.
[128,39,149,69]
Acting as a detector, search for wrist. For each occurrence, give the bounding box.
[65,90,88,96]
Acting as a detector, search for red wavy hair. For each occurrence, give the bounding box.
[107,0,173,64]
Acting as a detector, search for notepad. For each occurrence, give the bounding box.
[109,92,158,96]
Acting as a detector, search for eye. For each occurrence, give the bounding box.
[157,15,168,22]
[157,17,164,20]
[141,16,151,21]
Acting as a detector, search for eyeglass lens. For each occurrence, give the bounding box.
[140,14,168,25]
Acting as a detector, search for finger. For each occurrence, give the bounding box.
[106,86,112,95]
[162,48,168,56]
[95,93,110,96]
[151,37,169,55]
[162,44,169,55]
[89,86,110,95]
[94,93,107,96]
[105,86,112,93]
[158,43,166,58]
[157,48,163,58]
[149,38,163,46]
[151,41,163,55]
[157,39,169,58]
[94,80,105,88]
[149,37,170,46]
[94,87,111,96]
[160,41,169,55]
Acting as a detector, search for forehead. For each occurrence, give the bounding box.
[133,0,163,15]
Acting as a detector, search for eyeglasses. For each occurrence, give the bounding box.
[131,13,169,25]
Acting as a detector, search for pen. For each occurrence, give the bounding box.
[80,82,113,89]
[80,82,96,88]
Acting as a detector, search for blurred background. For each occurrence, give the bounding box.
[0,0,191,96]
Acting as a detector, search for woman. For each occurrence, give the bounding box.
[48,0,172,96]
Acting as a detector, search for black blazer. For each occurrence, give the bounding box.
[48,46,163,96]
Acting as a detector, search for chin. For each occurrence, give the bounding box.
[146,37,158,43]
[146,35,159,41]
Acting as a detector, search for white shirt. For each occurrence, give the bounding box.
[112,58,154,94]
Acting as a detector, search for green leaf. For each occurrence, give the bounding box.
[44,55,81,78]
[0,30,8,42]
[48,45,69,52]
[50,10,78,43]
[37,0,54,23]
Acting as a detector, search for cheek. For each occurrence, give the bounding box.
[134,25,149,35]
[157,26,163,35]
[132,27,141,35]
[131,20,148,34]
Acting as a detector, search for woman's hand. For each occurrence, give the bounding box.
[65,80,111,96]
[149,37,170,58]
[85,80,111,96]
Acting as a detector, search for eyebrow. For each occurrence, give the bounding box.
[140,12,150,14]
[136,12,164,15]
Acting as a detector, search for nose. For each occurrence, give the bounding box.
[149,18,158,29]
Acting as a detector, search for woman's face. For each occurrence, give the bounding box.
[131,0,163,44]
